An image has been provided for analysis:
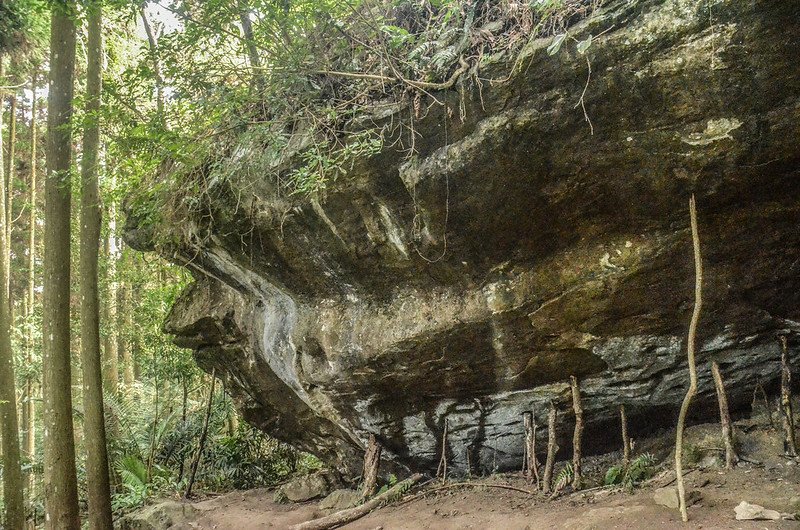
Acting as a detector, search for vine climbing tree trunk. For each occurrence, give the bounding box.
[79,3,114,527]
[185,368,216,498]
[42,5,80,527]
[0,50,25,530]
[674,194,703,523]
[779,335,797,457]
[711,361,738,468]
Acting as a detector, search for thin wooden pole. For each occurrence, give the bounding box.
[436,419,448,483]
[620,404,631,467]
[675,195,703,522]
[522,411,540,488]
[185,368,216,498]
[570,376,584,490]
[779,336,797,457]
[711,361,738,468]
[542,401,558,494]
[361,434,382,498]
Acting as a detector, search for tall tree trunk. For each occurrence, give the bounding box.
[80,4,114,527]
[102,225,118,395]
[24,66,39,501]
[675,195,703,523]
[0,51,25,530]
[5,93,15,304]
[42,7,80,528]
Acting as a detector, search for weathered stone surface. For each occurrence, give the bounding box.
[126,0,800,478]
[279,473,330,502]
[119,501,200,530]
[319,489,362,511]
[733,501,786,521]
[653,487,700,510]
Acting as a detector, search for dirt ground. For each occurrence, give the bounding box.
[170,420,800,529]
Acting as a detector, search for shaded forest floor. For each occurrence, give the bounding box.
[135,415,800,529]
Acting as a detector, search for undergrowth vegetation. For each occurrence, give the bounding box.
[104,383,319,514]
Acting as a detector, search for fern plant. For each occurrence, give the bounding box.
[604,453,657,491]
[553,461,574,493]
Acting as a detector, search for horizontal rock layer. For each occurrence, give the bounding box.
[128,0,800,478]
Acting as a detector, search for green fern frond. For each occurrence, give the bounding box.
[554,461,573,492]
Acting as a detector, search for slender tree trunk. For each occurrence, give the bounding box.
[711,361,738,468]
[146,351,159,480]
[80,4,114,527]
[779,335,797,457]
[542,401,558,494]
[237,0,263,89]
[361,434,381,498]
[117,265,134,389]
[570,375,584,490]
[0,51,25,530]
[5,93,15,305]
[102,226,118,395]
[185,368,216,498]
[620,404,631,467]
[139,6,165,121]
[675,195,703,523]
[23,68,38,504]
[177,375,188,482]
[42,7,80,528]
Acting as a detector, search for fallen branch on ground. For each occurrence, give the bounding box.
[290,474,423,530]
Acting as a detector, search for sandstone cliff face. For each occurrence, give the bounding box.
[127,0,800,478]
